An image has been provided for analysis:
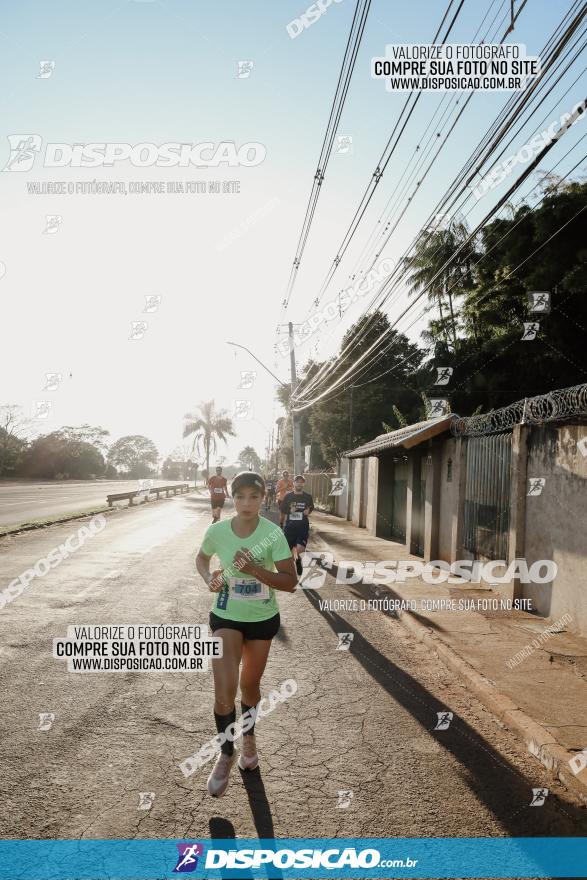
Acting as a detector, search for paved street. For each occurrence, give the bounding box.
[0,495,585,842]
[0,480,190,529]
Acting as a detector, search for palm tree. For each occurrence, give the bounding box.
[405,219,475,351]
[237,445,262,472]
[183,401,235,477]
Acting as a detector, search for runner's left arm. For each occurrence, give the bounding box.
[232,549,297,592]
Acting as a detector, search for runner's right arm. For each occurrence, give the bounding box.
[196,550,224,592]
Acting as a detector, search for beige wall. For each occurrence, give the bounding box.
[522,423,587,637]
[335,458,350,519]
[366,457,379,535]
[351,458,363,526]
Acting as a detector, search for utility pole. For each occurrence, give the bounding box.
[288,322,302,475]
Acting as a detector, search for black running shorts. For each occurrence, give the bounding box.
[284,523,309,549]
[209,611,281,641]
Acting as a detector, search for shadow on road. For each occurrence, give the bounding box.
[208,772,284,879]
[301,587,587,837]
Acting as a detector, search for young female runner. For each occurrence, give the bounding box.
[196,471,297,797]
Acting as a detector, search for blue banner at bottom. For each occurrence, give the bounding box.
[0,838,586,878]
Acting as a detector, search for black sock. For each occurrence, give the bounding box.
[214,707,236,755]
[241,702,257,736]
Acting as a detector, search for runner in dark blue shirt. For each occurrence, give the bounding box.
[280,475,314,576]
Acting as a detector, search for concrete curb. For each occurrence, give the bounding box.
[0,488,198,539]
[394,603,587,803]
[0,507,112,538]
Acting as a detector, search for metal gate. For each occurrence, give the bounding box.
[463,433,511,559]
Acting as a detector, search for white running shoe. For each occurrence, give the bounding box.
[207,752,237,797]
[238,734,259,771]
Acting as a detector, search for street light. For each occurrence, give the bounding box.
[226,341,285,386]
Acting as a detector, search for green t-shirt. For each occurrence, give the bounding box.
[200,515,292,622]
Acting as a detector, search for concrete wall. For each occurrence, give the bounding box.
[351,458,363,526]
[338,422,587,636]
[438,437,457,561]
[523,423,587,637]
[335,458,350,519]
[366,457,379,535]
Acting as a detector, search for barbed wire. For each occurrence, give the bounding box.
[452,383,587,436]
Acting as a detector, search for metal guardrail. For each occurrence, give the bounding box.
[106,483,190,507]
[452,384,587,437]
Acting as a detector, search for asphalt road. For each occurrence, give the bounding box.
[0,492,585,847]
[0,479,191,528]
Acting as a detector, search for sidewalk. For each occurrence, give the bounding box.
[310,512,587,803]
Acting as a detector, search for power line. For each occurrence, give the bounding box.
[292,138,587,411]
[281,0,372,312]
[294,4,586,401]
